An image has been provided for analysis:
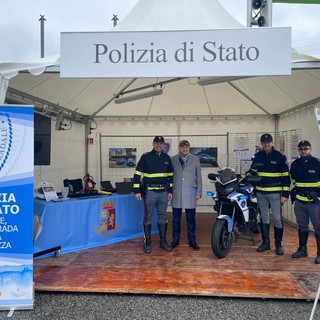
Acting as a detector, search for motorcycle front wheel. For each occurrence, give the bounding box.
[211,219,233,258]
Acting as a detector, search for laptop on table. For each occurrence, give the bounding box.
[100,181,117,193]
[115,182,134,194]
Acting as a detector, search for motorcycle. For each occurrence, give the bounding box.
[207,165,262,259]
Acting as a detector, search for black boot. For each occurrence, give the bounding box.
[292,230,309,258]
[143,224,152,254]
[274,227,284,255]
[315,232,320,264]
[257,223,271,252]
[158,222,172,251]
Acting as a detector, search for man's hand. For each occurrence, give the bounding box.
[280,196,288,204]
[135,193,142,200]
[168,192,172,201]
[195,195,201,201]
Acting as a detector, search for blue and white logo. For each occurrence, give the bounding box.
[0,112,12,173]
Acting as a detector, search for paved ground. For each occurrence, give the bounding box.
[1,292,319,320]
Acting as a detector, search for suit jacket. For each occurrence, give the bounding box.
[171,153,202,209]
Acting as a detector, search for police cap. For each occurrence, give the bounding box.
[297,140,311,148]
[260,133,273,143]
[153,136,165,143]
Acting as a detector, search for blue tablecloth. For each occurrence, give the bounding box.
[34,194,158,257]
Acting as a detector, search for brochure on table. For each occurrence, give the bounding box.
[41,183,59,201]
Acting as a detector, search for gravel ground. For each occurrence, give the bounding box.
[0,292,319,320]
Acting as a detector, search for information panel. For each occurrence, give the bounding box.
[0,105,34,311]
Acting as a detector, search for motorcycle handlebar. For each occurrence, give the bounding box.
[208,173,218,181]
[208,171,260,185]
[243,175,261,185]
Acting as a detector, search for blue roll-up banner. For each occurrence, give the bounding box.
[0,105,34,311]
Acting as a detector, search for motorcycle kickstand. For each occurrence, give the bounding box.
[250,231,256,245]
[234,230,240,242]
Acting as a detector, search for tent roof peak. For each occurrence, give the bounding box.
[113,0,244,31]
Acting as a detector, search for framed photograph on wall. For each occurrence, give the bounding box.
[163,139,172,156]
[109,148,137,168]
[190,147,218,167]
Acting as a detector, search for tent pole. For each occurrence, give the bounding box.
[85,124,89,175]
[274,114,280,146]
[227,82,271,115]
[39,15,46,58]
[90,78,137,117]
[246,0,252,27]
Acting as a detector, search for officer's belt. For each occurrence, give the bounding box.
[257,182,281,188]
[146,183,168,189]
[296,193,320,201]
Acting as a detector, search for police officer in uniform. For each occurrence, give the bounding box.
[251,133,290,255]
[133,136,173,254]
[290,140,320,264]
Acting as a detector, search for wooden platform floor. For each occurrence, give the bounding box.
[34,212,320,300]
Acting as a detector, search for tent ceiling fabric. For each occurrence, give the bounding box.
[6,69,320,118]
[1,0,320,119]
[113,0,244,31]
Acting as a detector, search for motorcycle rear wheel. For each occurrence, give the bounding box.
[211,219,233,258]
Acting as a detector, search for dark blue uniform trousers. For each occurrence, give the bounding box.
[172,207,196,244]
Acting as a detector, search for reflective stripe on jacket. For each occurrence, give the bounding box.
[290,155,320,203]
[133,149,173,193]
[251,147,290,197]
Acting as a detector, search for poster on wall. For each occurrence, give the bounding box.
[279,135,286,154]
[234,136,249,159]
[109,148,137,168]
[0,105,34,311]
[255,136,262,153]
[315,108,320,130]
[291,134,300,160]
[190,147,218,167]
[163,139,172,156]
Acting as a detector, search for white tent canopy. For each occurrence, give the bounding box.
[1,0,320,120]
[113,0,244,30]
[2,0,320,197]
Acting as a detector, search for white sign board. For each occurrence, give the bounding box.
[234,136,249,159]
[60,28,291,78]
[291,133,300,160]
